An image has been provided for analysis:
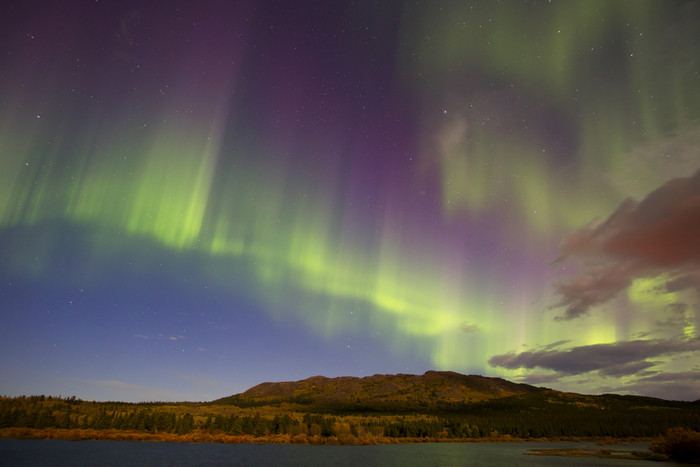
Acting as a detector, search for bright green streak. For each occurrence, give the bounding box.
[0,119,480,355]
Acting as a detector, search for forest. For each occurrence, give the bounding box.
[1,389,699,445]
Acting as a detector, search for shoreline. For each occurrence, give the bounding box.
[0,427,653,446]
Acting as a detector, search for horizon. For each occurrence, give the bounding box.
[1,1,699,404]
[2,369,697,404]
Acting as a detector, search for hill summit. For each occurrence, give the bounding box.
[214,371,544,411]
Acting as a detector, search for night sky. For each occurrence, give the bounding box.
[1,1,699,402]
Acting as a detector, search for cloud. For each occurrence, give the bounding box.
[488,338,700,375]
[598,361,658,377]
[132,334,149,340]
[655,303,693,328]
[552,170,700,319]
[459,321,480,333]
[539,340,571,351]
[552,263,637,320]
[635,370,700,383]
[601,371,700,401]
[666,274,700,293]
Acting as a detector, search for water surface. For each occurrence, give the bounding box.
[0,439,663,466]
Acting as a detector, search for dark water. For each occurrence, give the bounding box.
[0,439,666,466]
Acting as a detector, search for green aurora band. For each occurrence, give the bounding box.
[1,0,698,393]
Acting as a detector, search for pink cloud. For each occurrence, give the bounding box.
[553,170,700,319]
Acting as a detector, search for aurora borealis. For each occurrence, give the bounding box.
[1,0,699,402]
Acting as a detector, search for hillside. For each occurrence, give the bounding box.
[212,370,698,416]
[2,371,699,443]
[214,371,547,411]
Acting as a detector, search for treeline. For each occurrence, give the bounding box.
[1,394,699,442]
[432,391,700,439]
[0,398,424,439]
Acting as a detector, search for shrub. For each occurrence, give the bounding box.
[650,427,700,463]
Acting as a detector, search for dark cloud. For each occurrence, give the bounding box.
[489,338,700,375]
[553,170,700,319]
[602,371,700,401]
[635,371,700,383]
[552,263,636,320]
[598,361,657,377]
[540,340,571,351]
[655,303,691,328]
[666,274,700,293]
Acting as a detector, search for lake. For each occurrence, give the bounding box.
[0,439,665,466]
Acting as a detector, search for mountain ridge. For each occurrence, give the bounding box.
[212,370,697,413]
[213,370,549,411]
